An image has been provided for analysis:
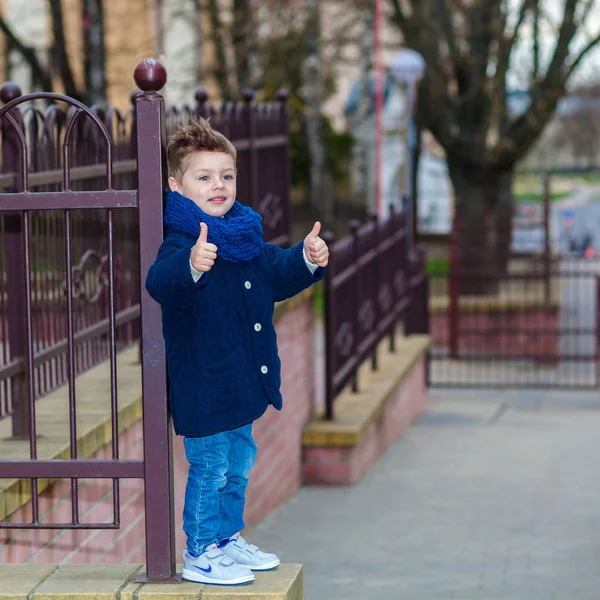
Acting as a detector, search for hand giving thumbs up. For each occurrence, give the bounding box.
[303,221,329,268]
[190,222,218,272]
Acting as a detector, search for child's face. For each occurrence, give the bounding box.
[168,151,236,218]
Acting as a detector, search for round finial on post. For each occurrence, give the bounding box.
[349,219,361,235]
[0,82,22,105]
[276,88,289,103]
[133,58,167,93]
[241,88,255,104]
[195,88,208,104]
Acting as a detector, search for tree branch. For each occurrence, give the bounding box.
[0,17,53,91]
[567,29,600,77]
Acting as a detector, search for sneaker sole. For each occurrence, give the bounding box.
[248,558,281,571]
[182,568,255,585]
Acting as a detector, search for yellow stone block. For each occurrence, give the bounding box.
[31,564,141,600]
[0,564,57,600]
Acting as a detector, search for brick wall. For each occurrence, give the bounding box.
[302,357,427,486]
[0,298,316,564]
[431,309,559,362]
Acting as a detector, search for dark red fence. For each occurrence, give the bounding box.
[323,207,429,419]
[0,59,291,583]
[0,79,290,434]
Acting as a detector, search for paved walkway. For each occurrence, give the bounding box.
[251,389,600,600]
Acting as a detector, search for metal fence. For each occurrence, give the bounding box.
[0,59,291,582]
[0,78,291,435]
[323,207,429,419]
[426,173,600,388]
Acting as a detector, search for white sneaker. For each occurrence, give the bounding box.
[220,532,281,571]
[182,544,255,585]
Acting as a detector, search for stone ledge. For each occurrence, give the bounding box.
[0,563,303,599]
[429,296,559,314]
[302,334,430,448]
[0,346,142,522]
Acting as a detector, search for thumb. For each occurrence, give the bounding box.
[309,221,321,239]
[199,222,208,243]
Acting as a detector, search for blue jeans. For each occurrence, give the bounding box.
[183,424,257,555]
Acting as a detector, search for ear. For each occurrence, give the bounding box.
[168,176,181,193]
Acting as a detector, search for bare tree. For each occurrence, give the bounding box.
[1,0,107,105]
[389,0,600,280]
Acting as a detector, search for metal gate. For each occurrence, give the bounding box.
[428,257,600,388]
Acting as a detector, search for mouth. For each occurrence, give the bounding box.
[208,196,227,204]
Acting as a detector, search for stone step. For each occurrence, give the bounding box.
[0,563,303,599]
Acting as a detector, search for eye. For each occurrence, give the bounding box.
[199,176,209,181]
[223,174,234,181]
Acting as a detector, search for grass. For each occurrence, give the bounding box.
[514,191,570,203]
[313,282,324,319]
[426,259,449,274]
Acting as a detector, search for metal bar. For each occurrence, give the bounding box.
[63,209,79,525]
[231,134,286,152]
[0,458,144,479]
[430,352,592,361]
[0,190,138,210]
[0,159,137,190]
[0,305,140,382]
[135,88,177,581]
[107,207,120,527]
[0,522,120,530]
[22,209,39,523]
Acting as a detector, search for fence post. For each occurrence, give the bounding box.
[349,219,360,393]
[449,209,460,359]
[242,89,258,213]
[596,275,600,388]
[1,82,29,439]
[389,203,397,353]
[542,173,552,304]
[277,89,291,247]
[323,231,335,420]
[132,59,179,583]
[371,213,379,371]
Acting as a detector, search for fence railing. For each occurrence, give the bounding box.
[0,59,179,581]
[323,207,429,419]
[0,77,291,434]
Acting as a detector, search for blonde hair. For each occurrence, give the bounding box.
[167,118,237,181]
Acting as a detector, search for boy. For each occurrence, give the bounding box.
[145,119,328,586]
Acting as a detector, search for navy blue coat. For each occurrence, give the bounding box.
[145,231,325,437]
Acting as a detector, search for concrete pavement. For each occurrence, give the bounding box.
[250,389,600,600]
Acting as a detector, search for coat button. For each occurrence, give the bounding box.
[260,365,268,374]
[254,323,262,332]
[245,281,252,289]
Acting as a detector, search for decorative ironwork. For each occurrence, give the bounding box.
[358,299,375,332]
[378,283,392,312]
[63,249,110,303]
[335,322,354,357]
[259,192,284,229]
[394,270,406,296]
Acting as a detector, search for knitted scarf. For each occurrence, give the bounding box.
[164,190,264,262]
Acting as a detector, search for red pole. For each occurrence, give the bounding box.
[374,0,384,219]
[449,210,460,359]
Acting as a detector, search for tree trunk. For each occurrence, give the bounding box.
[82,0,107,106]
[48,0,83,102]
[449,162,514,295]
[303,0,332,224]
